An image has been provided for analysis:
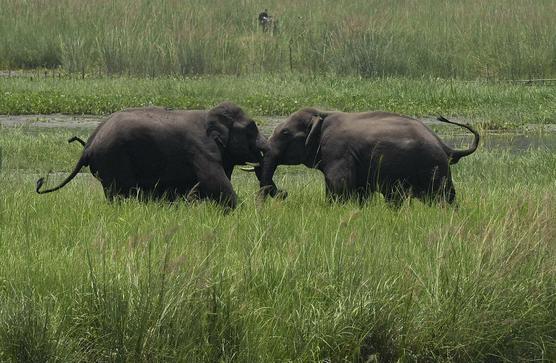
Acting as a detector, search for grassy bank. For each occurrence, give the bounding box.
[0,0,555,79]
[0,128,555,361]
[1,76,555,128]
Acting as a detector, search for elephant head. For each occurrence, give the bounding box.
[207,102,268,169]
[260,107,328,197]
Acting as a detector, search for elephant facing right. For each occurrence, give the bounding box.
[259,109,480,206]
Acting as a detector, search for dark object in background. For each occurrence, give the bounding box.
[258,9,277,34]
[258,9,270,30]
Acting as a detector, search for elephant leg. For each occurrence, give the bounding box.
[138,185,170,202]
[356,186,373,205]
[223,163,234,180]
[383,181,412,208]
[195,162,237,210]
[102,185,115,201]
[95,154,137,201]
[102,182,134,202]
[445,184,456,205]
[323,160,357,202]
[419,169,456,206]
[433,177,456,205]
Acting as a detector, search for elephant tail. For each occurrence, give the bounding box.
[436,116,480,165]
[36,154,88,194]
[67,136,87,147]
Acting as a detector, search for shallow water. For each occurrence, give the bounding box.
[1,114,555,153]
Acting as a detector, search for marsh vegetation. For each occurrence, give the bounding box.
[1,76,555,128]
[1,0,555,361]
[0,127,555,361]
[1,0,555,79]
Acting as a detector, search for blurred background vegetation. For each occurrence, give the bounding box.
[1,0,554,79]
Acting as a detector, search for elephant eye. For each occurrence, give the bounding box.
[281,128,290,136]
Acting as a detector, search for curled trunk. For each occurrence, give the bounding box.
[258,151,280,198]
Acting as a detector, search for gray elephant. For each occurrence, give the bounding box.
[259,108,479,206]
[36,102,268,209]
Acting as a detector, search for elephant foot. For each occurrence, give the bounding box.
[258,185,288,200]
[273,189,288,200]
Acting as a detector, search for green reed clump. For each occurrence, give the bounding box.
[0,129,554,361]
[0,296,57,363]
[0,0,555,79]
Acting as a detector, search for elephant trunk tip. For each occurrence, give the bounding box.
[36,177,45,193]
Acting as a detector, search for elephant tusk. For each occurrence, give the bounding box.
[245,161,260,167]
[239,166,256,172]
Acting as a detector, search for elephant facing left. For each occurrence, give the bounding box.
[36,102,268,209]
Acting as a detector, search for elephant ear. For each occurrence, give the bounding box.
[305,113,326,148]
[207,102,243,148]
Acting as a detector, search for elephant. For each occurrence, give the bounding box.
[259,108,479,206]
[36,102,268,209]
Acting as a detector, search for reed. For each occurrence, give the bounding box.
[0,0,554,79]
[0,129,554,361]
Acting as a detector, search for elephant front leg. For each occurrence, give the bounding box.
[323,160,357,202]
[196,164,238,210]
[223,163,234,180]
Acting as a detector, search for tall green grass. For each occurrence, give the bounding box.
[0,0,555,78]
[0,129,555,361]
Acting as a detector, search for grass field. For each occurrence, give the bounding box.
[1,76,555,128]
[1,0,555,361]
[1,0,555,79]
[0,127,555,361]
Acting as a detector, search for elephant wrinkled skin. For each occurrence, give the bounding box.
[260,108,479,206]
[36,102,268,209]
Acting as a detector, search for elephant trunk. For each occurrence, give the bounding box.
[259,149,280,197]
[252,133,275,191]
[255,133,270,155]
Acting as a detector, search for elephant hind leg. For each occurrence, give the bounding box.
[436,179,456,205]
[103,185,115,201]
[94,153,138,201]
[102,182,136,202]
[413,163,457,206]
[442,182,456,205]
[431,169,457,205]
[416,176,457,206]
